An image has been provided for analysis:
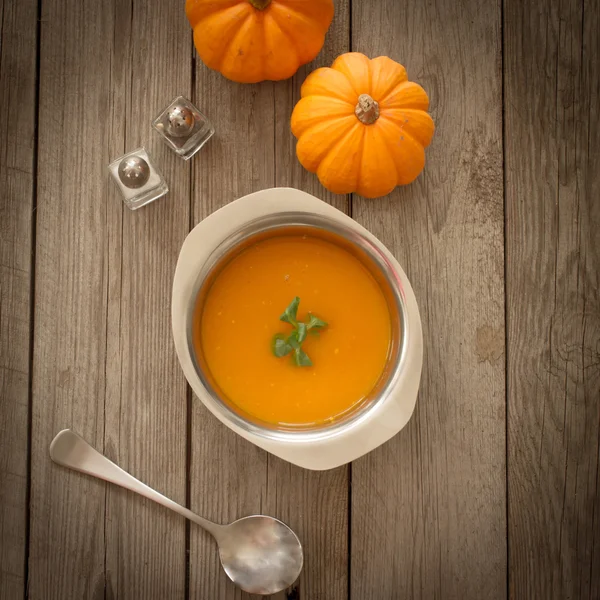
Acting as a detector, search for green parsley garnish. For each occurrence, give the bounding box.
[271,297,328,367]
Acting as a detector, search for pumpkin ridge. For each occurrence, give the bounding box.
[268,4,324,65]
[316,123,364,193]
[331,52,371,97]
[300,68,357,102]
[191,10,253,76]
[292,101,355,138]
[368,56,408,101]
[380,110,434,147]
[378,115,420,150]
[380,81,430,110]
[221,10,263,78]
[353,126,367,194]
[271,0,332,20]
[186,0,243,26]
[266,8,303,65]
[191,1,251,27]
[370,125,399,184]
[303,117,359,163]
[267,4,313,26]
[376,117,425,185]
[302,117,355,154]
[308,94,354,108]
[375,79,404,102]
[264,12,301,70]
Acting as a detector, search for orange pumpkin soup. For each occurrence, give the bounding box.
[195,234,391,426]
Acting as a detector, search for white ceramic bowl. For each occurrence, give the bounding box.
[172,188,422,470]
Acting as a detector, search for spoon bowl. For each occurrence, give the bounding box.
[218,516,303,595]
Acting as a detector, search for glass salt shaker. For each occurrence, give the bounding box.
[152,96,215,160]
[108,147,168,210]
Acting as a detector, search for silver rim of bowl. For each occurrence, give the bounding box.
[185,212,409,443]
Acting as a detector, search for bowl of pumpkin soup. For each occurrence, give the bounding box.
[172,188,423,470]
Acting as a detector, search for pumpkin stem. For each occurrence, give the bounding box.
[248,0,272,9]
[355,94,380,125]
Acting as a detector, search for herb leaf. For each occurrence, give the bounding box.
[306,313,328,330]
[287,331,301,350]
[272,297,327,367]
[296,322,308,343]
[272,333,293,357]
[293,348,313,367]
[280,297,300,326]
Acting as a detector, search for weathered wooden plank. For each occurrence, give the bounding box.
[349,1,506,598]
[505,0,600,597]
[28,0,115,596]
[102,0,191,598]
[188,3,350,598]
[0,0,38,597]
[29,0,190,597]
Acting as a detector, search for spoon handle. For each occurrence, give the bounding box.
[50,429,222,538]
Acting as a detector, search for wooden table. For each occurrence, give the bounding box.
[1,0,599,598]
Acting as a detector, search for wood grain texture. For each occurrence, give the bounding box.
[188,3,351,598]
[28,0,189,597]
[349,1,507,598]
[505,0,600,597]
[102,0,190,598]
[0,0,37,597]
[16,0,600,597]
[28,0,115,596]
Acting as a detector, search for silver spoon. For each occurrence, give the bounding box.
[50,429,303,595]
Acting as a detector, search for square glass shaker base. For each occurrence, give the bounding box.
[176,125,215,160]
[123,180,169,210]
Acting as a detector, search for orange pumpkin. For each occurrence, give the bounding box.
[291,53,435,198]
[185,0,334,84]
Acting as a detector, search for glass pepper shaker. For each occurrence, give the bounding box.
[108,147,168,210]
[152,96,215,160]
